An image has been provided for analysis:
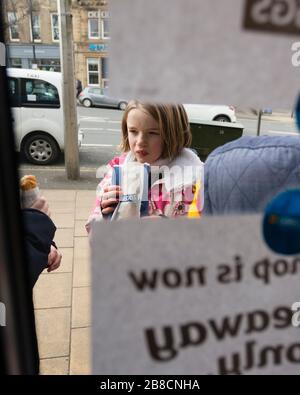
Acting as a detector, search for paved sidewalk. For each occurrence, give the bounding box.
[32,189,95,375]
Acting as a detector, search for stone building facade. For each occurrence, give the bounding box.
[3,0,60,70]
[2,0,110,88]
[72,0,109,88]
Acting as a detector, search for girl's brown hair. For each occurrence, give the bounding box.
[120,101,192,160]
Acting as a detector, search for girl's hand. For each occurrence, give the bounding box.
[100,185,122,215]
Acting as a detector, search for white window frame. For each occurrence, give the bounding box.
[88,11,100,40]
[7,12,20,42]
[87,58,100,86]
[88,17,100,39]
[51,13,60,42]
[29,14,41,42]
[101,17,110,39]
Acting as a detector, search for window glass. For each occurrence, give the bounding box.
[102,79,109,89]
[29,59,60,72]
[102,18,110,39]
[51,14,60,41]
[7,77,19,107]
[21,78,60,107]
[101,57,109,79]
[88,62,98,72]
[93,88,102,95]
[32,14,41,41]
[101,58,109,88]
[89,18,99,39]
[87,59,99,85]
[7,12,19,40]
[10,58,22,68]
[88,74,99,85]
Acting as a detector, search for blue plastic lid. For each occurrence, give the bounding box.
[295,93,300,131]
[263,189,300,255]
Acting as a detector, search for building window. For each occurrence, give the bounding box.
[88,17,100,39]
[101,17,110,39]
[87,58,100,86]
[101,57,109,88]
[10,58,22,68]
[51,14,60,41]
[88,11,110,40]
[30,14,41,41]
[7,12,19,41]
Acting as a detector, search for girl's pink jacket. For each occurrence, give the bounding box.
[86,148,204,231]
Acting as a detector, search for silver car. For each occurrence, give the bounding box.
[78,87,127,110]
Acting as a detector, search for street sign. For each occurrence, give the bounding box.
[89,44,109,52]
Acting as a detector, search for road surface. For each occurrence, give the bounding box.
[18,106,299,189]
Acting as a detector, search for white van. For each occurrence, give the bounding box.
[7,68,82,165]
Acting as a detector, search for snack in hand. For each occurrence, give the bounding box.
[20,175,38,191]
[20,175,41,208]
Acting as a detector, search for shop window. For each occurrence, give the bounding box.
[29,59,60,72]
[10,58,22,68]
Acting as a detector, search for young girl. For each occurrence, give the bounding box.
[86,101,203,230]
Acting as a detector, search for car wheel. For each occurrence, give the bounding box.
[119,101,127,111]
[214,115,231,122]
[23,133,60,165]
[83,99,92,108]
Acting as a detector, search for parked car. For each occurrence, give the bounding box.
[7,68,83,165]
[78,87,128,110]
[183,104,236,123]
